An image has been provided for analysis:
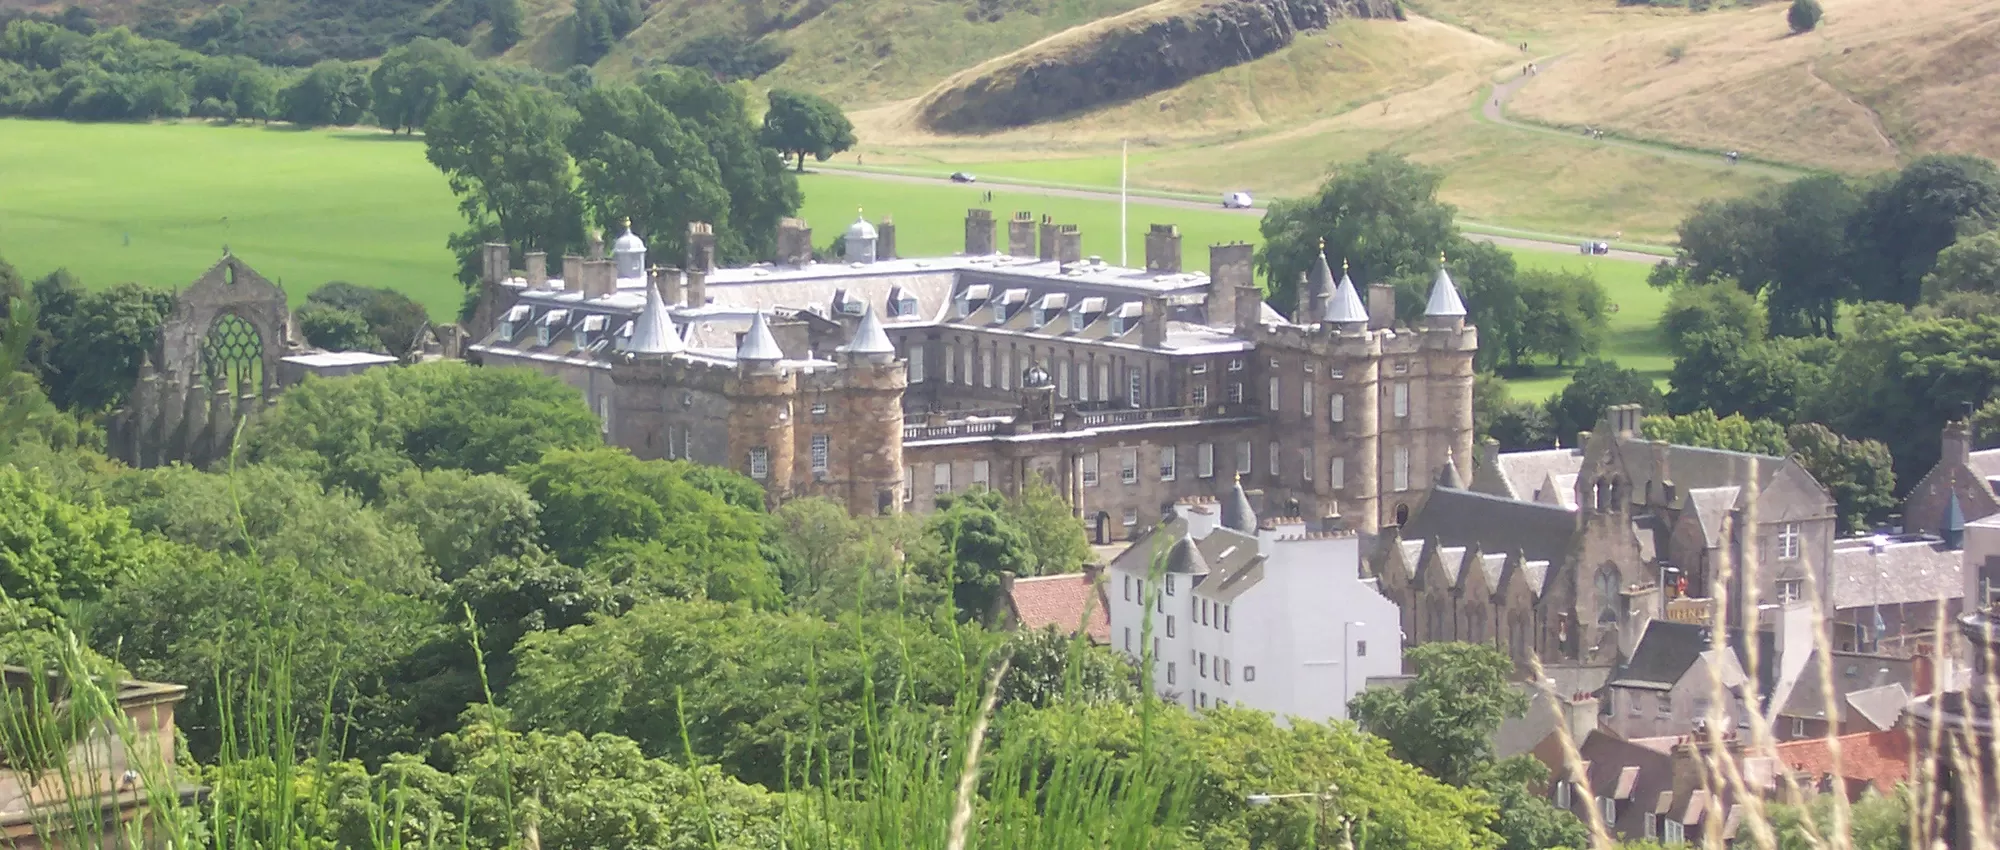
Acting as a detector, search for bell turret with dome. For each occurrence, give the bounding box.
[613,218,647,280]
[845,208,878,263]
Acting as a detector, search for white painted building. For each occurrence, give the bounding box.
[1105,478,1403,720]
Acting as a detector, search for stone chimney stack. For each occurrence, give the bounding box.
[525,251,548,291]
[964,209,996,255]
[1008,212,1036,257]
[1145,224,1183,274]
[1209,242,1253,328]
[584,259,616,299]
[686,222,717,274]
[878,216,897,260]
[481,243,509,286]
[776,218,813,266]
[1055,225,1083,268]
[1038,214,1057,262]
[1367,283,1395,330]
[1945,419,1972,465]
[1234,283,1263,337]
[651,266,682,306]
[1142,295,1168,349]
[1296,272,1313,324]
[1479,437,1500,477]
[561,254,585,292]
[587,230,605,261]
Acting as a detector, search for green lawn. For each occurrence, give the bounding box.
[0,119,1672,398]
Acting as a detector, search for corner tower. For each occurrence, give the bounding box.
[830,306,907,515]
[727,312,798,508]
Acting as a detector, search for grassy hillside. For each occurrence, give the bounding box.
[1503,0,2000,171]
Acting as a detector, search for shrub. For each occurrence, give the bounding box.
[1788,0,1822,32]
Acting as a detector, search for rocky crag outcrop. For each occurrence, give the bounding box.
[914,0,1399,132]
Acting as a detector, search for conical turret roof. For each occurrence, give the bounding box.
[1324,259,1369,325]
[1165,533,1210,575]
[737,312,783,362]
[1308,239,1336,307]
[1220,473,1257,534]
[844,305,895,355]
[1436,447,1465,489]
[1425,257,1467,318]
[628,278,683,355]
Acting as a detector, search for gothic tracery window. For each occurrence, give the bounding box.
[201,312,262,389]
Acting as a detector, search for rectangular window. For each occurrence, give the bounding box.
[1778,579,1805,604]
[1082,453,1099,487]
[1167,662,1177,685]
[1223,605,1230,632]
[1124,627,1132,652]
[1645,811,1657,840]
[1166,575,1175,595]
[1599,798,1615,824]
[1224,659,1232,684]
[1393,446,1410,492]
[1058,362,1069,398]
[1000,349,1012,390]
[1791,717,1806,738]
[1330,368,1344,380]
[1200,653,1208,678]
[909,344,925,382]
[1166,616,1176,638]
[1268,377,1281,411]
[1228,382,1244,404]
[1303,447,1314,481]
[1244,665,1255,682]
[1198,443,1215,478]
[1228,358,1244,372]
[1160,446,1177,481]
[1554,781,1571,810]
[1356,640,1367,657]
[1395,360,1409,374]
[1268,441,1280,477]
[1302,382,1313,417]
[1393,382,1409,418]
[972,460,990,488]
[811,401,828,417]
[962,345,972,384]
[982,347,993,387]
[1269,357,1281,369]
[1778,522,1801,560]
[1331,393,1345,423]
[1199,692,1208,709]
[932,463,954,495]
[1153,636,1159,659]
[1237,441,1252,475]
[1123,507,1139,527]
[1192,385,1207,406]
[1665,819,1684,844]
[1078,361,1090,400]
[1200,598,1209,624]
[1332,457,1345,489]
[1192,361,1209,375]
[1124,575,1131,601]
[904,465,914,503]
[1121,449,1138,484]
[946,343,958,383]
[1128,367,1143,408]
[748,447,770,480]
[810,434,829,474]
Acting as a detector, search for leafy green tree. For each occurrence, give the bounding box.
[585,536,783,609]
[1675,174,1858,336]
[1786,422,1897,534]
[568,83,728,253]
[1475,374,1555,451]
[1811,304,2000,485]
[758,88,856,172]
[1666,330,1834,423]
[1259,152,1463,319]
[919,489,1038,621]
[1662,281,1765,355]
[1350,642,1525,787]
[379,468,540,582]
[247,361,603,499]
[295,304,377,352]
[0,464,159,612]
[1516,268,1609,367]
[1767,788,1909,850]
[1921,226,2000,310]
[28,274,172,412]
[1544,359,1662,446]
[279,60,372,127]
[369,37,479,133]
[996,626,1138,709]
[603,0,642,36]
[426,78,587,283]
[1004,480,1093,576]
[638,68,802,264]
[486,0,523,50]
[508,597,980,787]
[1788,0,1822,33]
[306,282,427,356]
[770,496,940,616]
[1640,410,1792,455]
[1849,155,2000,306]
[102,463,440,596]
[572,0,614,64]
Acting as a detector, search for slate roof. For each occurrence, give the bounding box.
[1611,621,1777,703]
[737,312,784,361]
[1425,266,1466,317]
[1402,487,1578,564]
[1778,650,1915,729]
[1970,447,2000,480]
[1484,448,1585,502]
[1845,684,1912,731]
[1828,536,1963,610]
[842,305,895,355]
[1685,486,1740,547]
[1325,271,1368,325]
[1006,573,1110,645]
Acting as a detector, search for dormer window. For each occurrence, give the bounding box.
[1032,293,1067,328]
[497,305,531,342]
[835,290,865,316]
[1109,314,1128,335]
[1070,309,1087,332]
[536,325,551,346]
[955,294,971,318]
[890,288,917,317]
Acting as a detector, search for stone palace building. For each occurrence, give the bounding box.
[465,211,1476,536]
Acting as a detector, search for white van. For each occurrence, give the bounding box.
[1222,192,1254,209]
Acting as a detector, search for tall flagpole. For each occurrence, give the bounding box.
[1120,139,1129,267]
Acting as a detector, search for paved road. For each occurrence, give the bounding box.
[1481,58,1803,181]
[816,167,1666,263]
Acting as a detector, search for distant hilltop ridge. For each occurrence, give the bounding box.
[913,0,1402,132]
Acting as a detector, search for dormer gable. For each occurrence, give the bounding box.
[1454,542,1494,600]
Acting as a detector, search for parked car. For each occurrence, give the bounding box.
[1223,191,1255,209]
[950,171,977,183]
[1579,241,1609,255]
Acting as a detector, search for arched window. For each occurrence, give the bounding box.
[1595,564,1622,623]
[1394,503,1410,525]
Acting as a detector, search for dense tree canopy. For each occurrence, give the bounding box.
[0,464,159,612]
[26,274,172,412]
[1257,152,1462,318]
[1545,359,1662,445]
[759,88,857,172]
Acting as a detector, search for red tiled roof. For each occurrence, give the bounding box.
[1771,730,1913,794]
[1007,573,1110,644]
